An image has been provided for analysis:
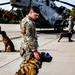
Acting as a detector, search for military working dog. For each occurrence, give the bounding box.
[15,52,52,75]
[0,31,19,52]
[58,32,73,42]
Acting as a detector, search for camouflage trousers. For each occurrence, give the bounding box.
[20,41,33,67]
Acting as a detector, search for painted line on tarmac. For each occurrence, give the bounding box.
[0,57,20,68]
[39,37,58,47]
[0,36,21,42]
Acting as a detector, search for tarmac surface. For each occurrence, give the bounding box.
[0,24,75,75]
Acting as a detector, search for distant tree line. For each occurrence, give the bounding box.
[0,8,75,24]
[0,8,22,24]
[63,8,75,21]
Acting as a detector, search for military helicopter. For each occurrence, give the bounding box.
[0,0,75,30]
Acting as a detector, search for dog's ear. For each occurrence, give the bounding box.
[1,31,6,34]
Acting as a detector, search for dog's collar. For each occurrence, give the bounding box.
[27,58,42,73]
[28,58,42,68]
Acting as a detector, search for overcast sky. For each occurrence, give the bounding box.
[0,0,75,10]
[55,0,75,9]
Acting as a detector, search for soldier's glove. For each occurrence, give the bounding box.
[33,51,41,60]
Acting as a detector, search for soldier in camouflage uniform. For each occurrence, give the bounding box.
[68,16,74,34]
[68,16,74,41]
[20,6,40,67]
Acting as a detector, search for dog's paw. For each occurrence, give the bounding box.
[69,40,73,42]
[58,40,60,42]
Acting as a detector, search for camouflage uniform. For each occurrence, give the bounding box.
[68,20,74,34]
[20,15,39,67]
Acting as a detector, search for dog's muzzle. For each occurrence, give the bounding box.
[40,52,53,62]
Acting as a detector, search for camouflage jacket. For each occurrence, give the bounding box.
[20,15,39,51]
[68,20,74,31]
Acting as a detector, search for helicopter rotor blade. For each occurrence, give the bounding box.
[0,2,10,6]
[56,0,75,8]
